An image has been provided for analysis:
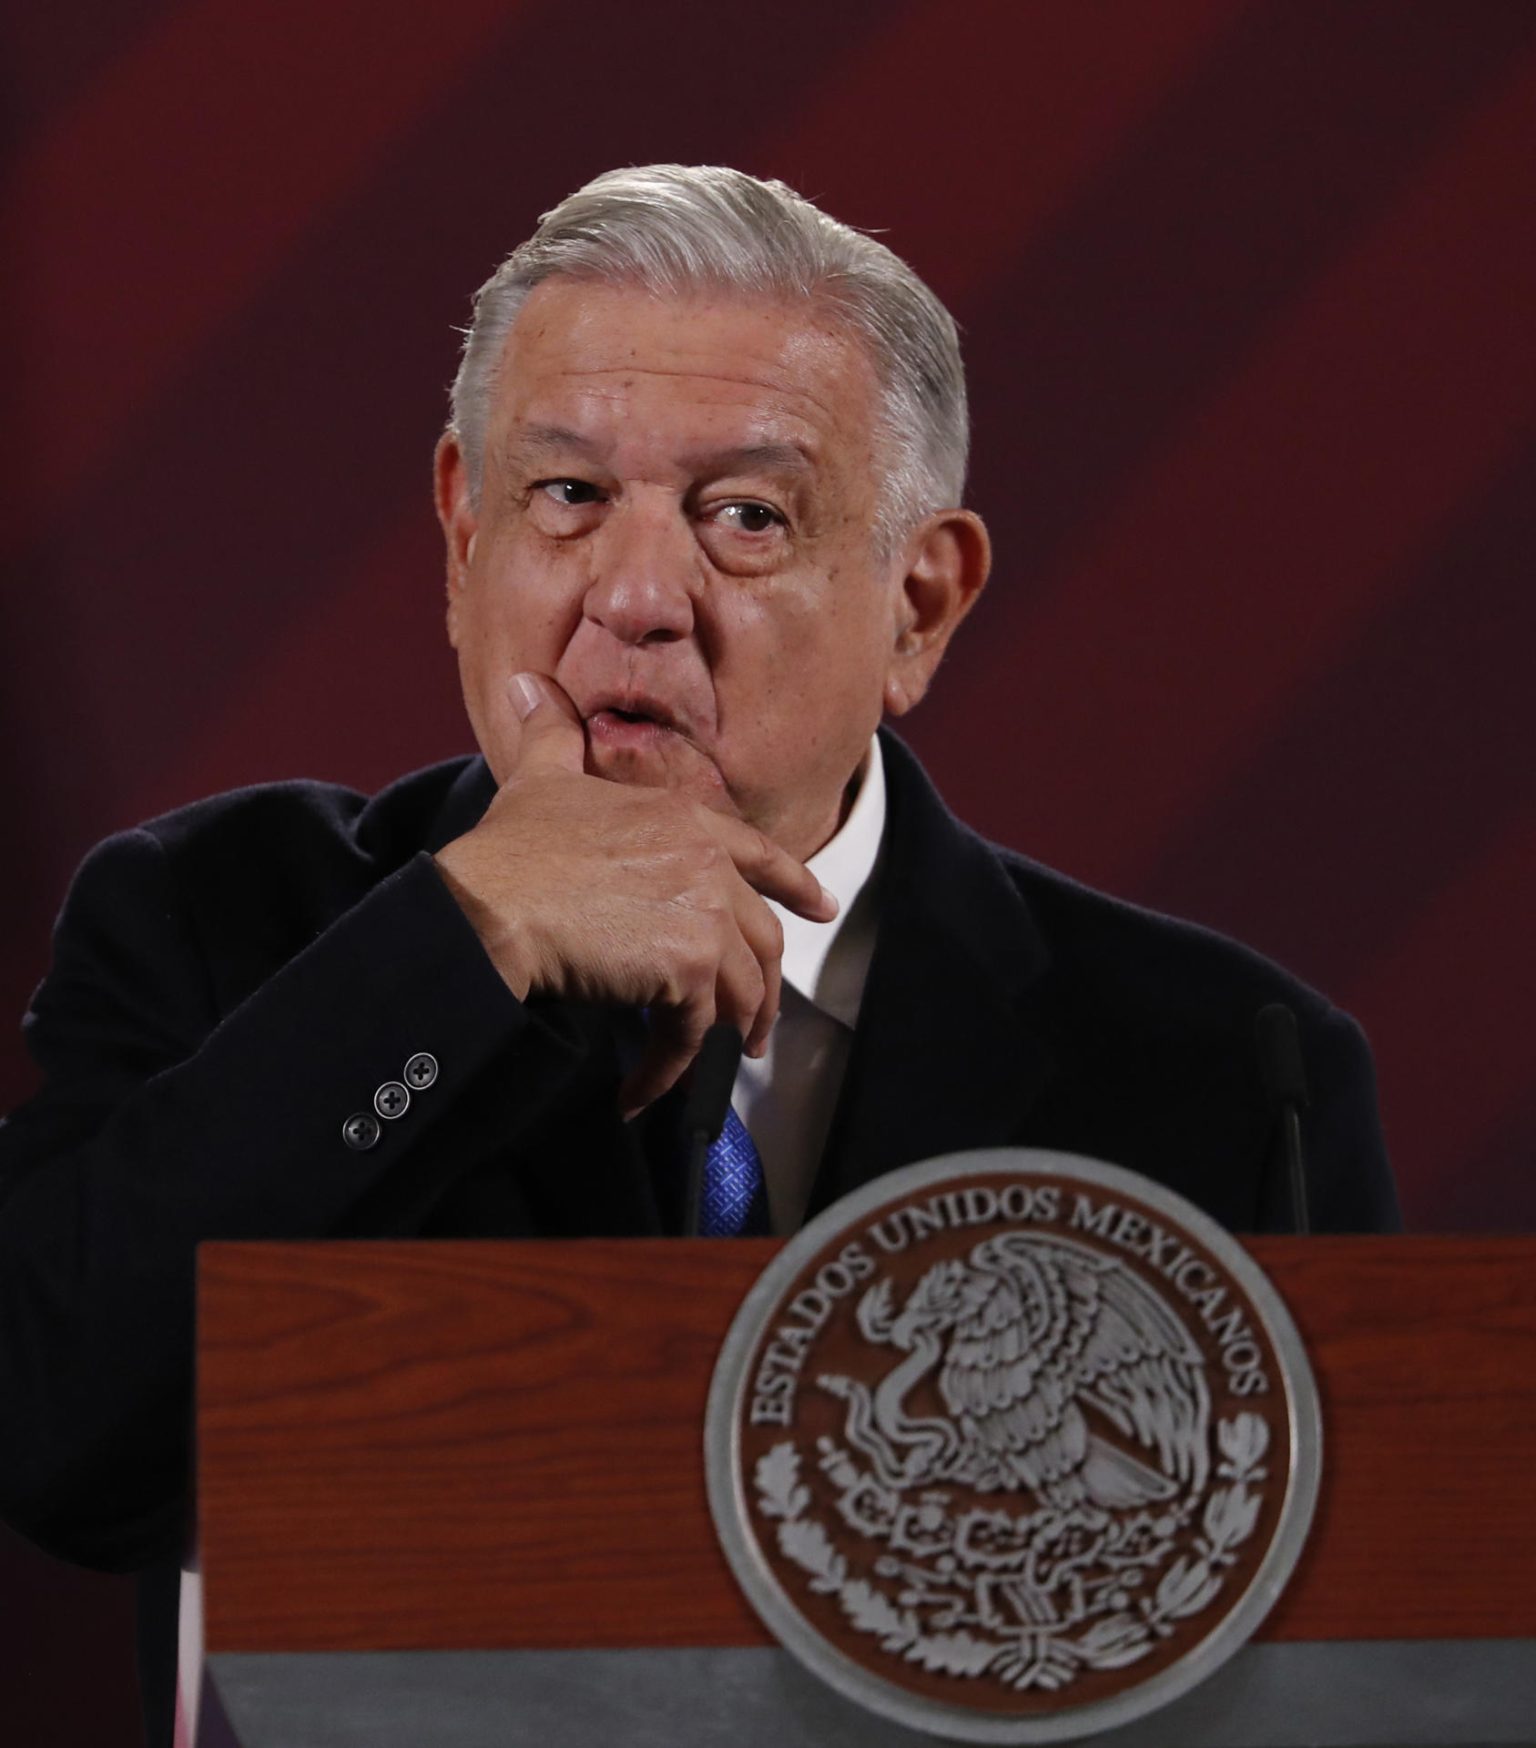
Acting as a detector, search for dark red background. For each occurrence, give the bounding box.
[3,3,1534,1742]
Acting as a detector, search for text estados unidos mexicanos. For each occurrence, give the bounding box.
[749,1183,1271,1425]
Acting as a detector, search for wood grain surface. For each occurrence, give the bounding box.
[197,1237,1536,1653]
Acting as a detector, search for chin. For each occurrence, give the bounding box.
[586,736,733,805]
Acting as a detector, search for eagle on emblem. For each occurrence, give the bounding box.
[819,1233,1210,1509]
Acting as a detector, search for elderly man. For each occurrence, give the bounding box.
[0,166,1398,1745]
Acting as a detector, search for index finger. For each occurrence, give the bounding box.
[706,815,838,923]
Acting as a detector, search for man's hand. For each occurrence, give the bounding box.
[433,672,837,1114]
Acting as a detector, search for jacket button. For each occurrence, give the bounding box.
[404,1051,438,1090]
[342,1111,381,1151]
[374,1081,410,1120]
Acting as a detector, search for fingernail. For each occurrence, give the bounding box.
[820,883,839,916]
[509,673,542,720]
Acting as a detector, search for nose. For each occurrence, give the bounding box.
[582,498,695,646]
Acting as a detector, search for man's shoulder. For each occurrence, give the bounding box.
[133,756,486,879]
[973,839,1391,1233]
[36,756,495,1033]
[881,730,1339,1034]
[55,757,491,984]
[995,843,1336,1028]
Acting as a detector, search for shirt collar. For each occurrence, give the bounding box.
[770,734,886,1030]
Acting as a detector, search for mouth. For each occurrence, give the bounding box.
[581,691,688,751]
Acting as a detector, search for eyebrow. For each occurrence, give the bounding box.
[684,441,817,478]
[501,425,816,478]
[501,423,605,463]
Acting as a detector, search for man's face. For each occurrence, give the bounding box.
[437,278,912,859]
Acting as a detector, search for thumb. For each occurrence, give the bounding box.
[508,672,585,773]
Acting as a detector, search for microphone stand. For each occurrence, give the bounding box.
[1256,1002,1311,1235]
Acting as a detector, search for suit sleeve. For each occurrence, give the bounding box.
[0,826,587,1571]
[1301,1001,1403,1233]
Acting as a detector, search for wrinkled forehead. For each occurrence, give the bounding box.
[488,278,887,476]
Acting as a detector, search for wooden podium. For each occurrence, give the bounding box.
[196,1237,1536,1746]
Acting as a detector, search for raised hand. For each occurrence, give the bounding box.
[433,672,837,1114]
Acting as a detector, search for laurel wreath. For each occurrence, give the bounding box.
[754,1412,1270,1690]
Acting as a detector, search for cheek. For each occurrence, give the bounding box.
[780,569,890,679]
[460,554,579,677]
[723,579,889,728]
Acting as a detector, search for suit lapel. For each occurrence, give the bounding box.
[808,733,1057,1217]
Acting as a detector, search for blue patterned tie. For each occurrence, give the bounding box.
[700,1107,771,1237]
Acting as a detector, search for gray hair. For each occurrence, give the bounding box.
[448,164,968,553]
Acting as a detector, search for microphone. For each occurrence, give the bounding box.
[1255,1003,1311,1234]
[682,1022,744,1236]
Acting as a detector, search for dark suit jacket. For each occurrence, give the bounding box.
[0,730,1398,1744]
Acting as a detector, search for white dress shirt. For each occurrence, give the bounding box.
[734,735,886,1234]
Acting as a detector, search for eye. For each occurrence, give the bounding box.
[538,479,604,506]
[713,501,785,534]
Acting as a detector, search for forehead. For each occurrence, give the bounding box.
[488,278,882,472]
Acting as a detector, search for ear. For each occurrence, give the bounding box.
[434,430,479,647]
[882,508,991,716]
